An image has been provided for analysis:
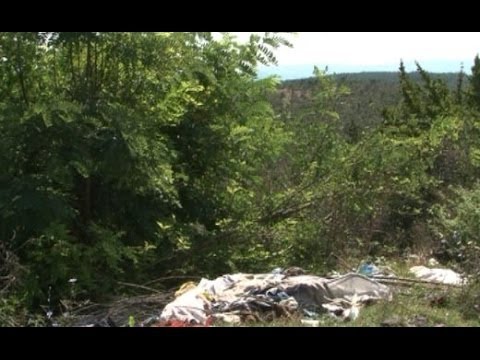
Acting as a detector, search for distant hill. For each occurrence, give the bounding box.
[282,72,460,88]
[258,60,470,80]
[270,72,462,140]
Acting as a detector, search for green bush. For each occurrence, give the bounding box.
[0,296,46,327]
[21,221,149,308]
[432,184,480,275]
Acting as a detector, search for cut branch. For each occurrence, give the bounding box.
[116,281,163,294]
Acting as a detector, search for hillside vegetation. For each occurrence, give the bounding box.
[1,33,480,325]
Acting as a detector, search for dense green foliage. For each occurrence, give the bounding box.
[2,33,480,324]
[0,32,292,309]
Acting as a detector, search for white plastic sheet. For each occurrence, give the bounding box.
[409,266,466,285]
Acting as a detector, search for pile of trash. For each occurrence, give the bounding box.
[156,268,392,326]
[61,258,467,327]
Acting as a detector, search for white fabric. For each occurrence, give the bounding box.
[325,273,392,301]
[409,266,466,285]
[159,287,210,324]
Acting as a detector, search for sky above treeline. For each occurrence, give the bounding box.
[223,32,480,79]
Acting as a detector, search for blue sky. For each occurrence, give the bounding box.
[227,32,480,79]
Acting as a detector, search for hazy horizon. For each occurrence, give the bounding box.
[225,32,480,80]
[257,59,473,80]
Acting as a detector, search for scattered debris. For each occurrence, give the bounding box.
[282,267,307,277]
[51,261,470,327]
[301,319,320,326]
[174,281,197,297]
[428,258,440,267]
[322,296,361,321]
[64,293,174,327]
[358,263,380,277]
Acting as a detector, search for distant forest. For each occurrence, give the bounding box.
[271,72,462,141]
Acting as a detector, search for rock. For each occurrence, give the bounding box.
[381,316,405,327]
[428,293,448,307]
[407,315,428,327]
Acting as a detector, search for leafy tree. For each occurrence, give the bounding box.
[469,55,480,111]
[0,32,292,308]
